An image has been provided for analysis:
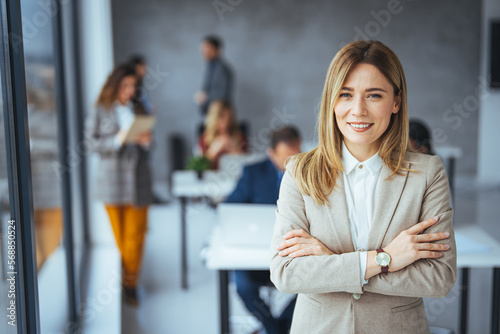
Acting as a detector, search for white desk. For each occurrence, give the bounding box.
[206,226,270,270]
[454,225,500,334]
[171,170,238,289]
[206,225,270,334]
[206,224,500,334]
[172,170,238,198]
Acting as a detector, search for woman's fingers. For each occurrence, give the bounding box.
[416,242,450,251]
[414,232,450,243]
[407,216,439,235]
[417,251,444,259]
[288,247,318,258]
[278,244,302,257]
[278,229,334,257]
[277,236,314,250]
[283,229,309,240]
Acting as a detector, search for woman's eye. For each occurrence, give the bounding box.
[369,94,382,98]
[339,93,351,98]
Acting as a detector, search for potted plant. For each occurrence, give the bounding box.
[186,156,211,179]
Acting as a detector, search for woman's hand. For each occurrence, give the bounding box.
[383,216,450,273]
[134,131,152,147]
[277,229,335,258]
[205,135,232,159]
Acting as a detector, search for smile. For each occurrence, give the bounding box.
[348,122,374,132]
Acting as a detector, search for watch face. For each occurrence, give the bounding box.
[376,252,391,266]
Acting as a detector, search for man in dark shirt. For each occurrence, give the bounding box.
[226,126,301,334]
[195,35,233,116]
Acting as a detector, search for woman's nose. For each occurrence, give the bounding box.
[350,97,367,117]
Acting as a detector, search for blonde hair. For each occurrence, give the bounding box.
[204,100,240,145]
[291,40,411,205]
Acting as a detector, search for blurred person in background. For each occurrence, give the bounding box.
[86,63,154,306]
[225,126,301,334]
[128,54,166,204]
[195,35,233,116]
[128,54,154,115]
[199,100,247,169]
[409,119,435,155]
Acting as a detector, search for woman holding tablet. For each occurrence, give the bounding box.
[270,41,456,333]
[87,64,154,306]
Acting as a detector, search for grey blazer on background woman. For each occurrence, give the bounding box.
[270,151,457,334]
[86,102,153,207]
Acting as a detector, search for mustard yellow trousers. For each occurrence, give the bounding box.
[105,204,149,288]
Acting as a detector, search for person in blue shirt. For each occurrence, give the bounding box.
[226,126,301,334]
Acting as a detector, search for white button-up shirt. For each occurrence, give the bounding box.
[342,143,383,286]
[113,101,136,148]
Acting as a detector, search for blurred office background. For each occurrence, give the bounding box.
[0,0,499,333]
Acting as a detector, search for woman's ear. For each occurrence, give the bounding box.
[393,92,402,114]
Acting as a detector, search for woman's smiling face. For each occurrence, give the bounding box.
[334,63,400,160]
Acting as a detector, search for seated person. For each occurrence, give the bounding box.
[198,100,247,169]
[226,126,301,334]
[409,119,435,155]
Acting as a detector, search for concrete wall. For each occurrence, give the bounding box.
[478,0,500,184]
[111,0,481,182]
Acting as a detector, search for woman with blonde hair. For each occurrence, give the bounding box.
[199,99,247,168]
[270,41,456,333]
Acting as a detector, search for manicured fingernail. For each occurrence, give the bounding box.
[444,245,450,249]
[444,232,450,237]
[283,233,289,238]
[279,251,284,256]
[433,216,439,221]
[439,253,443,256]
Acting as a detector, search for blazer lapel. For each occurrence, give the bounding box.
[325,175,356,254]
[367,163,409,250]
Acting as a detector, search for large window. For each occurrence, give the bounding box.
[19,0,70,332]
[0,0,90,332]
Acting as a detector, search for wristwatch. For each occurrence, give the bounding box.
[375,249,391,275]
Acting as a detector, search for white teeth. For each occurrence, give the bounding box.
[349,123,372,129]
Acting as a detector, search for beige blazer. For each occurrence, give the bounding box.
[270,151,457,334]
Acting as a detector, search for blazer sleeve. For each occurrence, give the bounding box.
[225,166,252,203]
[85,106,119,154]
[269,163,364,295]
[363,155,457,298]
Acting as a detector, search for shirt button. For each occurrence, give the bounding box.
[353,293,361,300]
[358,165,364,169]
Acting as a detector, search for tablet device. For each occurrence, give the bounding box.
[123,115,156,143]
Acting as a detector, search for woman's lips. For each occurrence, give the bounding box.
[348,122,374,132]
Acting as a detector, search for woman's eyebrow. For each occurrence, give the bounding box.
[365,87,387,93]
[340,87,387,93]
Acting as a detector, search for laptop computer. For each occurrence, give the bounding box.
[218,203,277,247]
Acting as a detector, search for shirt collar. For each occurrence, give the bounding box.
[342,142,383,176]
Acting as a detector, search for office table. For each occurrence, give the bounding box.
[206,224,500,334]
[206,226,270,334]
[454,225,500,334]
[171,170,237,289]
